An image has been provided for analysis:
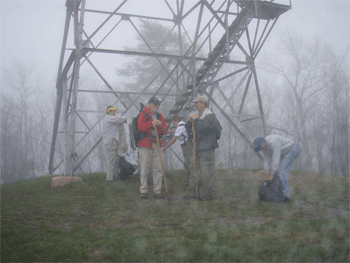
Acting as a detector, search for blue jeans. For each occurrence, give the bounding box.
[278,145,299,198]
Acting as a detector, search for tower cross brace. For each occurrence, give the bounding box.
[49,0,291,175]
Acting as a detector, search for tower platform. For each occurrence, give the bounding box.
[234,0,291,20]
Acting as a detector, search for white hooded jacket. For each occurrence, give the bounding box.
[263,135,294,175]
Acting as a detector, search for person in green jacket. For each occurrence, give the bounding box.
[183,95,220,201]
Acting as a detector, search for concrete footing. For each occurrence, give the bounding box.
[51,176,82,188]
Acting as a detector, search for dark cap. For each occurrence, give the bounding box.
[148,96,161,105]
[253,137,265,153]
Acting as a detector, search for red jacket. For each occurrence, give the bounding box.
[137,106,168,148]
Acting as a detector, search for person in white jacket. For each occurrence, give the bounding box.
[103,105,127,181]
[253,135,299,202]
[162,114,193,186]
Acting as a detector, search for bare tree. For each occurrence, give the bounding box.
[1,62,52,183]
[262,32,332,171]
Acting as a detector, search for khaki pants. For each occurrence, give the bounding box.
[139,144,163,194]
[189,149,215,199]
[181,140,193,184]
[106,139,120,181]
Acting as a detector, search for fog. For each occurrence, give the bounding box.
[1,0,348,81]
[1,0,349,183]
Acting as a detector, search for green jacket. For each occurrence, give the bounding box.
[191,108,219,153]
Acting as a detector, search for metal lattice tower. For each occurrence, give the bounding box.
[49,0,291,175]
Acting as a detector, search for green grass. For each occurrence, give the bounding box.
[1,170,349,262]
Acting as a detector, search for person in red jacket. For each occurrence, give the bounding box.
[137,96,168,199]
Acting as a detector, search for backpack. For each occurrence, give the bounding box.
[179,122,193,142]
[213,115,222,140]
[259,176,284,203]
[129,105,160,149]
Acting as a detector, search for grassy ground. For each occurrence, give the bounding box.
[1,169,349,262]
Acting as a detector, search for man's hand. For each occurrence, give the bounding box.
[152,119,162,127]
[265,173,274,182]
[189,113,198,120]
[265,173,269,180]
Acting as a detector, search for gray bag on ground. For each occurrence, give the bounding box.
[259,176,284,203]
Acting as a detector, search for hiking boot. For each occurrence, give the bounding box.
[153,193,165,199]
[283,197,290,203]
[183,194,197,200]
[140,193,148,199]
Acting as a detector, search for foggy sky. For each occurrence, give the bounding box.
[1,0,349,88]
